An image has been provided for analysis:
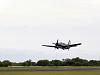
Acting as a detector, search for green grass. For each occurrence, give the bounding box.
[0,66,99,70]
[0,66,100,75]
[0,70,100,75]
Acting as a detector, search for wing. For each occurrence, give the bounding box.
[69,43,82,47]
[42,45,56,48]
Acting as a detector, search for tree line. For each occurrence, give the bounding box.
[0,57,100,67]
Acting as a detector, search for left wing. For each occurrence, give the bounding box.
[69,43,82,47]
[42,45,56,48]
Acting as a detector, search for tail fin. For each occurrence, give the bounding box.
[68,40,71,45]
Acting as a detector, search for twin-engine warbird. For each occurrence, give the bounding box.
[42,40,82,51]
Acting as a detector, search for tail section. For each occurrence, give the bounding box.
[67,40,71,51]
[68,40,71,45]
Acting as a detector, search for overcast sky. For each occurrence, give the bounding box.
[0,0,100,62]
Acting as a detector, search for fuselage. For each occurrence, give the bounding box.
[56,42,70,50]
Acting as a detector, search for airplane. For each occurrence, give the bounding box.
[42,40,82,51]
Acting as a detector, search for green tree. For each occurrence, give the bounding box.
[27,59,32,66]
[37,60,49,66]
[88,60,100,66]
[62,58,74,66]
[2,60,12,67]
[71,57,88,66]
[0,61,3,67]
[31,62,36,66]
[50,60,63,66]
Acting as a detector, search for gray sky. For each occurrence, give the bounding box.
[0,0,100,62]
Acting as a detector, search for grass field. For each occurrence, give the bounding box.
[0,66,99,71]
[0,66,100,75]
[0,70,100,75]
[0,66,99,70]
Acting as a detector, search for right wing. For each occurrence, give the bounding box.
[69,43,82,47]
[42,45,56,48]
